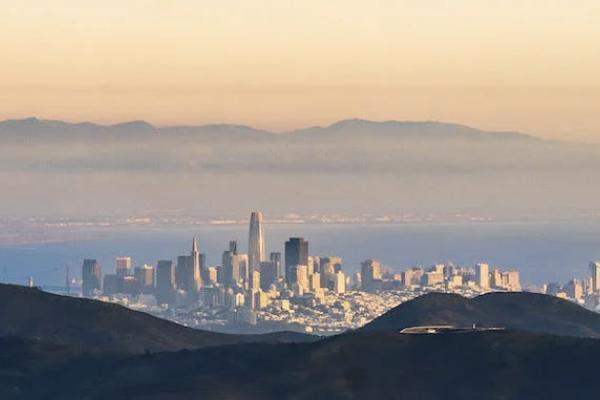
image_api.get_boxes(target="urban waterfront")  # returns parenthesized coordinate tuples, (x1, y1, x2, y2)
(4, 214, 600, 335)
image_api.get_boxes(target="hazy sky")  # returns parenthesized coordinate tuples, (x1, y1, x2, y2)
(1, 0, 599, 140)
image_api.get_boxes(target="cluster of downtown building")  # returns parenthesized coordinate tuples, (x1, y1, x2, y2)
(81, 212, 523, 334)
(542, 261, 600, 309)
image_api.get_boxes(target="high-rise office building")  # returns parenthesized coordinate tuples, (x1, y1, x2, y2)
(490, 269, 503, 288)
(422, 271, 444, 287)
(290, 264, 309, 292)
(206, 267, 218, 285)
(565, 279, 584, 300)
(121, 275, 139, 295)
(476, 263, 490, 290)
(270, 252, 282, 277)
(135, 264, 155, 294)
(248, 211, 266, 274)
(307, 256, 315, 276)
(103, 274, 120, 295)
(361, 259, 382, 292)
(320, 256, 343, 289)
(259, 260, 279, 290)
(156, 260, 176, 305)
(590, 261, 600, 293)
(115, 256, 132, 278)
(239, 254, 249, 283)
(222, 249, 243, 287)
(176, 238, 202, 293)
(502, 271, 521, 291)
(334, 271, 346, 294)
(192, 237, 202, 288)
(176, 255, 191, 288)
(310, 271, 321, 292)
(199, 252, 207, 281)
(250, 270, 261, 291)
(221, 250, 234, 286)
(82, 259, 102, 297)
(229, 240, 238, 254)
(402, 269, 415, 288)
(285, 237, 309, 284)
(320, 256, 343, 273)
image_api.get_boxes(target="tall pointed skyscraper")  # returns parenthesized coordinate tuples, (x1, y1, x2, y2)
(177, 236, 202, 293)
(248, 211, 266, 274)
(191, 236, 202, 289)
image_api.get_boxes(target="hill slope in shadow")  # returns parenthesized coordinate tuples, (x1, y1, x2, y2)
(0, 284, 317, 353)
(361, 291, 600, 338)
(3, 330, 600, 400)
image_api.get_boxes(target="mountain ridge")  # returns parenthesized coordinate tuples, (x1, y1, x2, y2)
(0, 116, 542, 142)
(2, 116, 599, 219)
(0, 283, 318, 354)
(361, 291, 600, 338)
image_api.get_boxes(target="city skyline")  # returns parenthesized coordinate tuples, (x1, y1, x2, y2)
(67, 211, 599, 336)
(2, 2, 598, 398)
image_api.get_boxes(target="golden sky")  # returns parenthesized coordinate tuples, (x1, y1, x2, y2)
(1, 0, 599, 140)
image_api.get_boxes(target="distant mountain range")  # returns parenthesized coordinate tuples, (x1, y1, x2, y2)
(0, 116, 538, 140)
(1, 117, 599, 218)
(3, 285, 600, 399)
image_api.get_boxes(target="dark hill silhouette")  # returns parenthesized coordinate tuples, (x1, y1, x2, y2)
(0, 284, 317, 353)
(4, 330, 600, 399)
(3, 287, 600, 398)
(361, 291, 600, 338)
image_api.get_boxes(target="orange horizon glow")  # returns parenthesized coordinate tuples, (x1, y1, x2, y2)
(1, 0, 599, 140)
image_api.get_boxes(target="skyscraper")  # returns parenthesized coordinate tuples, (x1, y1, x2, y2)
(288, 264, 309, 291)
(199, 252, 208, 282)
(270, 252, 283, 277)
(250, 270, 261, 291)
(361, 259, 382, 292)
(103, 274, 120, 295)
(259, 260, 279, 290)
(565, 279, 584, 300)
(334, 271, 346, 294)
(115, 256, 132, 278)
(176, 255, 191, 289)
(135, 264, 155, 294)
(285, 237, 309, 284)
(476, 263, 490, 290)
(156, 260, 176, 305)
(590, 261, 600, 293)
(192, 236, 201, 278)
(248, 211, 266, 274)
(176, 237, 202, 293)
(222, 249, 242, 287)
(82, 259, 102, 297)
(320, 256, 343, 289)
